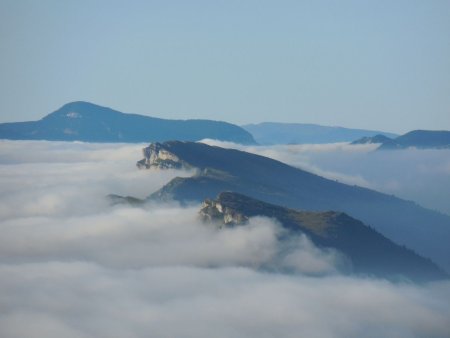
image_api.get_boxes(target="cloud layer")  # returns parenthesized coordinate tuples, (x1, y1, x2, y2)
(1, 140, 449, 338)
(1, 263, 449, 338)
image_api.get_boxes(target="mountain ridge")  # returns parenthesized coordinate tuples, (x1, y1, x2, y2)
(199, 192, 446, 281)
(352, 130, 450, 149)
(138, 141, 450, 272)
(0, 101, 256, 144)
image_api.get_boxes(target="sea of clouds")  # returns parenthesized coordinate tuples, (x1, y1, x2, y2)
(0, 140, 449, 338)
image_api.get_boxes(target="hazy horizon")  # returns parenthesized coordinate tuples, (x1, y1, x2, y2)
(0, 99, 447, 135)
(1, 1, 450, 133)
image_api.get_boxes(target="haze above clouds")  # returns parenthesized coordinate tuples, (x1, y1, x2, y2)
(1, 1, 450, 132)
(201, 139, 450, 215)
(1, 140, 449, 337)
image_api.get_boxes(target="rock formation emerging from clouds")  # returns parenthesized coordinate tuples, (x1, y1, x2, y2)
(199, 192, 446, 281)
(138, 141, 450, 273)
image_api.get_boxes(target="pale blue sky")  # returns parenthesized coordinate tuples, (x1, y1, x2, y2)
(1, 0, 449, 133)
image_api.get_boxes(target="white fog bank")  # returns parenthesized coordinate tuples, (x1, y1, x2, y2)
(0, 140, 449, 338)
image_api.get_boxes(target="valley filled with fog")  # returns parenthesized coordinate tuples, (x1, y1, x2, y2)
(0, 140, 449, 338)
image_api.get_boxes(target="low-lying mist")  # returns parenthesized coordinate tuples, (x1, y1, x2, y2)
(1, 140, 449, 338)
(201, 139, 450, 215)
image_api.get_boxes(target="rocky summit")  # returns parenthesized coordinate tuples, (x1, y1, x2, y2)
(200, 196, 249, 226)
(137, 142, 189, 170)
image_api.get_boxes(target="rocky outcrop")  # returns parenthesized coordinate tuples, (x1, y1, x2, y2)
(137, 143, 190, 170)
(200, 197, 248, 226)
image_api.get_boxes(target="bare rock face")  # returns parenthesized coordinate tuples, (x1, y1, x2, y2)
(199, 198, 249, 226)
(137, 143, 188, 170)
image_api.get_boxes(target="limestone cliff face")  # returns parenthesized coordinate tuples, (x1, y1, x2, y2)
(137, 143, 188, 170)
(199, 198, 249, 226)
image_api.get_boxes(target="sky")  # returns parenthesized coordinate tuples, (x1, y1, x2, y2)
(0, 140, 449, 337)
(0, 0, 449, 133)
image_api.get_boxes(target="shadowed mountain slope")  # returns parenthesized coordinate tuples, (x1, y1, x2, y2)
(199, 192, 446, 281)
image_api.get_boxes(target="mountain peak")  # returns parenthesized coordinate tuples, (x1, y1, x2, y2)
(1, 103, 256, 144)
(44, 101, 123, 120)
(59, 100, 101, 110)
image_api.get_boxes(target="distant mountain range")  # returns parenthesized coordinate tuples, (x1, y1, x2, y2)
(243, 122, 398, 145)
(352, 130, 450, 150)
(0, 101, 256, 144)
(200, 192, 445, 281)
(137, 141, 450, 274)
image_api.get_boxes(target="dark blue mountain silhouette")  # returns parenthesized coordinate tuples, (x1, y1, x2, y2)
(0, 101, 256, 144)
(352, 130, 450, 149)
